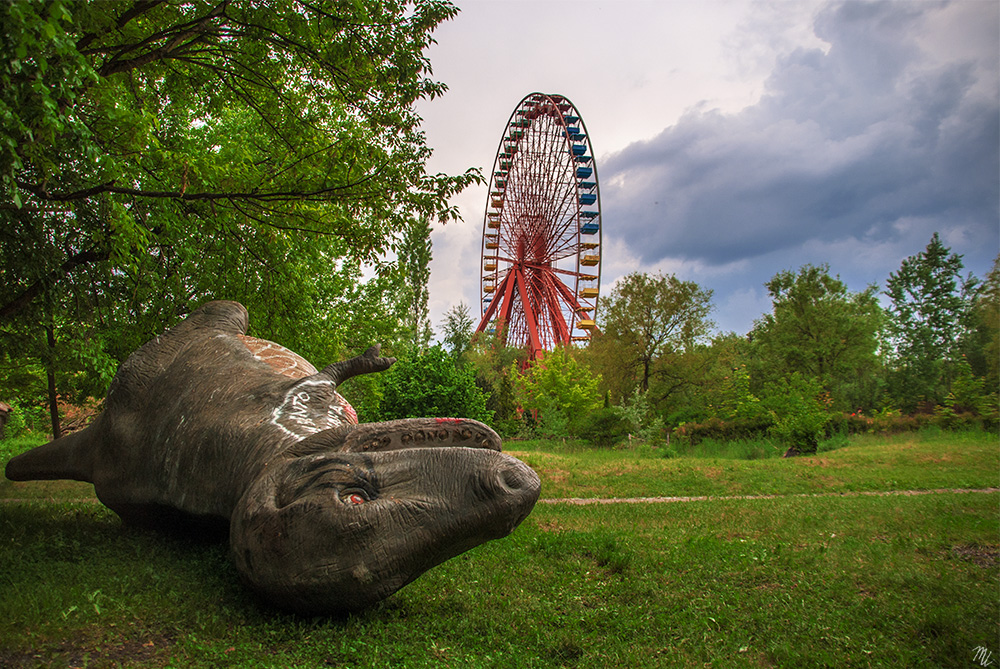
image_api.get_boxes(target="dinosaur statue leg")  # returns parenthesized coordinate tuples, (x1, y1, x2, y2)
(5, 417, 101, 482)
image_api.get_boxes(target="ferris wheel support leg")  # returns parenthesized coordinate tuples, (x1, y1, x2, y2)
(493, 273, 520, 343)
(538, 271, 571, 345)
(551, 274, 594, 320)
(476, 272, 510, 333)
(514, 267, 544, 360)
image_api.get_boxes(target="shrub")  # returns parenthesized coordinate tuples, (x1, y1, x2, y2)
(672, 415, 772, 445)
(866, 411, 933, 435)
(618, 389, 666, 445)
(1, 397, 49, 440)
(764, 374, 833, 455)
(514, 346, 602, 439)
(827, 412, 875, 436)
(375, 346, 492, 423)
(576, 406, 630, 448)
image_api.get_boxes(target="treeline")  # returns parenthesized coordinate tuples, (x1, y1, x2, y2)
(4, 228, 996, 454)
(358, 233, 998, 455)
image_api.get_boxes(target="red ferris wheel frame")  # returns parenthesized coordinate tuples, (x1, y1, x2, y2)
(475, 93, 602, 361)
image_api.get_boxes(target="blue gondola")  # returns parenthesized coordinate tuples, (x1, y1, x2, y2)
(579, 193, 597, 205)
(578, 181, 597, 190)
(572, 144, 587, 156)
(581, 222, 600, 234)
(580, 210, 599, 219)
(564, 115, 579, 124)
(576, 167, 593, 179)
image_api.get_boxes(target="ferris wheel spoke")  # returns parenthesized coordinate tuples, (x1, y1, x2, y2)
(513, 266, 544, 357)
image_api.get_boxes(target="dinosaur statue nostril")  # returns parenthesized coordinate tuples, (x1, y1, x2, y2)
(493, 458, 540, 497)
(500, 464, 527, 490)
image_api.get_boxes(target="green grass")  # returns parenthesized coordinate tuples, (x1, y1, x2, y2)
(0, 434, 49, 464)
(508, 429, 998, 500)
(1, 430, 997, 667)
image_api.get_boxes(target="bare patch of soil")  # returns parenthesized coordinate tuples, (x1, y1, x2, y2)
(947, 543, 999, 568)
(535, 518, 566, 533)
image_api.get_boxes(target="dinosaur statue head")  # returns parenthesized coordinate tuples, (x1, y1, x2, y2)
(231, 420, 539, 614)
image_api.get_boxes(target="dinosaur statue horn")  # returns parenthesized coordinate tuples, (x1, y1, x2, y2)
(318, 345, 396, 387)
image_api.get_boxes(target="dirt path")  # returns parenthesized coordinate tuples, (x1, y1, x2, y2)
(540, 487, 1000, 505)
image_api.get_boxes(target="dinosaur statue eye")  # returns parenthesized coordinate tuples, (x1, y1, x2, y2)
(341, 490, 368, 505)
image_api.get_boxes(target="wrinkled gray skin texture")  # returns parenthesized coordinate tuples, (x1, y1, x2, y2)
(5, 301, 540, 614)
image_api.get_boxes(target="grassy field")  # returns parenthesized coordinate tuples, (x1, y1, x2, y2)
(1, 430, 997, 668)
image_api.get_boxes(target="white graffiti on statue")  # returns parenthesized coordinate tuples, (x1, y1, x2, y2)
(270, 379, 358, 440)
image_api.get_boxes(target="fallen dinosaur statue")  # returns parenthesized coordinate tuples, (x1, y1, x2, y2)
(6, 301, 540, 614)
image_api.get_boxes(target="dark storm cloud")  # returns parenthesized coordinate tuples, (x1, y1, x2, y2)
(601, 0, 999, 269)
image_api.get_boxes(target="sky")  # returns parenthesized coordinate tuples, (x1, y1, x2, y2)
(414, 0, 999, 337)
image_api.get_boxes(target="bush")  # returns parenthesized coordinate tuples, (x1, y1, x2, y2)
(672, 415, 772, 445)
(375, 346, 492, 424)
(618, 389, 666, 445)
(576, 406, 630, 448)
(827, 412, 875, 436)
(514, 346, 602, 439)
(1, 397, 49, 440)
(866, 411, 931, 435)
(764, 374, 833, 455)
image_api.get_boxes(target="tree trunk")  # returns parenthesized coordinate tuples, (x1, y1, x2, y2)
(46, 324, 61, 440)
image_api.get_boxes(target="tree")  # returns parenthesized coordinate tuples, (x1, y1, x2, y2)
(764, 373, 833, 456)
(884, 233, 979, 410)
(0, 1, 477, 426)
(591, 271, 714, 403)
(465, 325, 525, 437)
(666, 331, 756, 425)
(966, 254, 1000, 392)
(2, 1, 475, 320)
(514, 346, 602, 438)
(440, 301, 474, 363)
(396, 216, 433, 349)
(750, 264, 883, 412)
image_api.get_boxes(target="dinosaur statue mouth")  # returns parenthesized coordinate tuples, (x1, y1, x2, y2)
(280, 417, 504, 458)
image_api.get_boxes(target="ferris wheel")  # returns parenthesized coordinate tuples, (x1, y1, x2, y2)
(475, 92, 602, 361)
